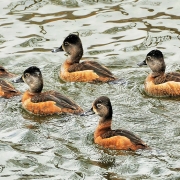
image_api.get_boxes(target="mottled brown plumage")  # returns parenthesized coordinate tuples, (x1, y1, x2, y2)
(0, 66, 16, 78)
(14, 66, 83, 115)
(0, 66, 20, 98)
(52, 33, 117, 83)
(138, 49, 180, 97)
(0, 79, 20, 98)
(84, 96, 149, 151)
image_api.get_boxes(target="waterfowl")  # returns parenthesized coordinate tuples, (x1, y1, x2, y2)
(0, 66, 20, 98)
(0, 79, 21, 98)
(13, 66, 83, 115)
(52, 33, 117, 83)
(0, 66, 15, 78)
(82, 96, 149, 151)
(138, 49, 180, 97)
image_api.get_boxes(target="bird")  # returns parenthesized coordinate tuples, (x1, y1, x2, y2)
(0, 66, 20, 98)
(138, 49, 180, 97)
(13, 66, 83, 115)
(82, 96, 149, 151)
(0, 66, 16, 78)
(52, 33, 118, 83)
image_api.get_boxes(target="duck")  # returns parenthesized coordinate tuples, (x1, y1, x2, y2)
(52, 33, 117, 83)
(82, 96, 149, 151)
(138, 49, 180, 97)
(0, 66, 16, 78)
(13, 66, 83, 115)
(0, 66, 20, 98)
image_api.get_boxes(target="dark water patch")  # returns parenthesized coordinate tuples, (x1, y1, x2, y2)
(14, 37, 48, 48)
(102, 23, 136, 34)
(0, 23, 14, 27)
(121, 33, 173, 52)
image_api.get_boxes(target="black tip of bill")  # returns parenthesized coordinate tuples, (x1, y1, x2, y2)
(137, 60, 147, 67)
(51, 46, 63, 53)
(12, 76, 24, 83)
(80, 108, 95, 116)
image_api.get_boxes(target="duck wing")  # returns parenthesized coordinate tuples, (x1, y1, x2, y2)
(165, 72, 180, 82)
(101, 129, 146, 146)
(31, 91, 78, 110)
(68, 61, 115, 79)
(0, 79, 19, 93)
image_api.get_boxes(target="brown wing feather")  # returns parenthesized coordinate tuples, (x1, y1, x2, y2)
(68, 61, 115, 79)
(31, 91, 78, 110)
(0, 79, 19, 93)
(101, 129, 146, 146)
(165, 72, 180, 82)
(153, 72, 180, 85)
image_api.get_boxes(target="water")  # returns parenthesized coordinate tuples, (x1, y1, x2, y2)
(0, 0, 180, 179)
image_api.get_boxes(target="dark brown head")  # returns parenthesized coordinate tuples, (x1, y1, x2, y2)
(83, 96, 113, 123)
(52, 33, 83, 63)
(138, 49, 166, 73)
(13, 66, 43, 93)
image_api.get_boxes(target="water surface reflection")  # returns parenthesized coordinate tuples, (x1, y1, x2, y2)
(0, 0, 180, 179)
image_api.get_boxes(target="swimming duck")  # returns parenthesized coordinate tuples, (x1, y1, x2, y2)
(0, 66, 16, 78)
(13, 66, 83, 115)
(82, 96, 149, 151)
(0, 66, 20, 98)
(52, 33, 117, 83)
(0, 79, 21, 98)
(138, 49, 180, 97)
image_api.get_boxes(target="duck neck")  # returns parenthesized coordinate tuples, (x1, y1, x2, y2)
(29, 79, 43, 93)
(94, 119, 112, 139)
(66, 44, 83, 64)
(151, 71, 165, 78)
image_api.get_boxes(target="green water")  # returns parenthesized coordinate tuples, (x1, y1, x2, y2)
(0, 0, 180, 179)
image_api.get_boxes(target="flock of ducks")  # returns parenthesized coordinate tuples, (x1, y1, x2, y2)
(1, 33, 180, 151)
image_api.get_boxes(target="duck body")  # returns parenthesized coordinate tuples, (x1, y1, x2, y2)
(144, 73, 180, 97)
(0, 66, 16, 78)
(0, 79, 21, 98)
(52, 33, 117, 83)
(60, 60, 116, 83)
(0, 66, 20, 98)
(94, 121, 147, 151)
(14, 66, 83, 115)
(21, 90, 83, 115)
(138, 49, 180, 97)
(83, 96, 149, 151)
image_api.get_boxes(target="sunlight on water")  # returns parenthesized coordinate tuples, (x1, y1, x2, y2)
(0, 0, 180, 179)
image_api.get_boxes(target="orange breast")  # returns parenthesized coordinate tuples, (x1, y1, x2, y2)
(94, 122, 145, 151)
(21, 91, 82, 115)
(22, 91, 63, 115)
(94, 135, 143, 151)
(145, 74, 180, 97)
(60, 62, 114, 83)
(0, 87, 20, 99)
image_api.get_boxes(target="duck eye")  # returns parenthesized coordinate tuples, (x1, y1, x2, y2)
(25, 73, 30, 77)
(97, 103, 102, 108)
(147, 56, 151, 61)
(64, 42, 69, 46)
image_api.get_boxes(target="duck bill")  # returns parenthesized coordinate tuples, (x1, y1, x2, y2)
(12, 76, 24, 83)
(51, 45, 64, 53)
(137, 60, 147, 67)
(80, 108, 95, 116)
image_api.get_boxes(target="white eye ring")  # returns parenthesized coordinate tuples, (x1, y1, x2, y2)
(147, 56, 151, 60)
(64, 42, 69, 46)
(25, 73, 30, 77)
(97, 103, 102, 108)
